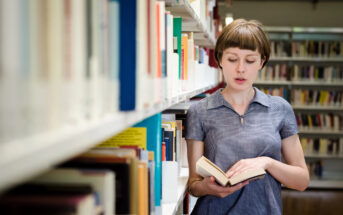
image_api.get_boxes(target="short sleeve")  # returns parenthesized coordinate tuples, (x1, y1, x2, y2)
(185, 104, 205, 141)
(280, 100, 298, 139)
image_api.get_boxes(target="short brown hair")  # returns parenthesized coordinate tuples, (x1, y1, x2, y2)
(214, 19, 270, 69)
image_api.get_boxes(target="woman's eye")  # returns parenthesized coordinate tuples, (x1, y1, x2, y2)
(228, 58, 237, 62)
(246, 60, 256, 64)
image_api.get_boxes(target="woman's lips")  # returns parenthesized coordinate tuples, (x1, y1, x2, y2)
(235, 78, 246, 84)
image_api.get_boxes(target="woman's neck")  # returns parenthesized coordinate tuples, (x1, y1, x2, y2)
(221, 87, 255, 115)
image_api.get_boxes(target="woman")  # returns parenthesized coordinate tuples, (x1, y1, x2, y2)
(186, 19, 309, 215)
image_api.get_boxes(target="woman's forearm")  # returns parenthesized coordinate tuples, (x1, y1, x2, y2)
(266, 157, 309, 191)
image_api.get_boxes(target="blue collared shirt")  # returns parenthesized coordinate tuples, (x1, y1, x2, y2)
(186, 87, 298, 215)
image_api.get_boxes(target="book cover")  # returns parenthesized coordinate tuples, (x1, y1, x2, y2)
(109, 0, 120, 113)
(98, 127, 147, 149)
(173, 17, 182, 80)
(196, 156, 266, 187)
(0, 183, 96, 215)
(134, 113, 162, 207)
(119, 0, 136, 111)
(62, 157, 132, 214)
(31, 168, 115, 215)
(138, 161, 149, 215)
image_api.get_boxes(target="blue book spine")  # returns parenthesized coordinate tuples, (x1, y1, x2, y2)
(134, 113, 162, 206)
(119, 0, 136, 111)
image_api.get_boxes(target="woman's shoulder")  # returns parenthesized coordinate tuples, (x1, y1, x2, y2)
(267, 94, 293, 112)
(188, 91, 220, 113)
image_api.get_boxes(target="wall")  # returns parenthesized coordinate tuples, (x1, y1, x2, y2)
(218, 1, 343, 27)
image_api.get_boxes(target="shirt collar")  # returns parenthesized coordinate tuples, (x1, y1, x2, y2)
(206, 87, 270, 110)
(252, 87, 270, 107)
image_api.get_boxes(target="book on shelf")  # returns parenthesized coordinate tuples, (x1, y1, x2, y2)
(31, 168, 115, 215)
(134, 113, 162, 207)
(0, 183, 97, 215)
(61, 154, 135, 215)
(301, 137, 343, 156)
(196, 156, 266, 187)
(98, 127, 147, 149)
(118, 0, 136, 111)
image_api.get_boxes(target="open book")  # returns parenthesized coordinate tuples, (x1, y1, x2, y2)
(196, 156, 266, 187)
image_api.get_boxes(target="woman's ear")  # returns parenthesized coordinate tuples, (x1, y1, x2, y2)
(260, 56, 266, 69)
(217, 61, 222, 69)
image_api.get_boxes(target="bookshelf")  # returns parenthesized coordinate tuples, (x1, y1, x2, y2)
(0, 0, 220, 214)
(309, 180, 343, 189)
(166, 0, 216, 48)
(162, 168, 189, 215)
(0, 84, 216, 193)
(256, 26, 343, 189)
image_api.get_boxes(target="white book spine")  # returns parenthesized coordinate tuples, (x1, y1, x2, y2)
(70, 0, 87, 123)
(136, 0, 149, 110)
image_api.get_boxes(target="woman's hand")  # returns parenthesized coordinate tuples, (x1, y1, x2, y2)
(226, 157, 271, 178)
(191, 176, 249, 198)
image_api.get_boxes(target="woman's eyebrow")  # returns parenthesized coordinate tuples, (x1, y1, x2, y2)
(223, 52, 259, 57)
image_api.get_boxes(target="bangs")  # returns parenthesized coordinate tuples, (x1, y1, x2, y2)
(214, 19, 270, 69)
(224, 26, 263, 53)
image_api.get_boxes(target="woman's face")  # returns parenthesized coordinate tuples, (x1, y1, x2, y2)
(220, 47, 264, 92)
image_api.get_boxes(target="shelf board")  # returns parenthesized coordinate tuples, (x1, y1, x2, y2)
(269, 56, 343, 62)
(254, 80, 289, 86)
(298, 129, 343, 137)
(265, 26, 343, 34)
(305, 153, 343, 159)
(293, 105, 343, 112)
(162, 168, 189, 215)
(0, 85, 215, 193)
(309, 179, 343, 189)
(254, 80, 343, 87)
(166, 0, 215, 48)
(290, 81, 343, 87)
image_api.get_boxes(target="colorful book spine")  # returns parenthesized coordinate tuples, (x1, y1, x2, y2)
(119, 0, 136, 111)
(134, 113, 162, 206)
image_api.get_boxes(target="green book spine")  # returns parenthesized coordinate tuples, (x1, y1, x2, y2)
(173, 17, 182, 79)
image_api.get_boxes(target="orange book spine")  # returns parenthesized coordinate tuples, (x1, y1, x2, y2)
(162, 142, 166, 161)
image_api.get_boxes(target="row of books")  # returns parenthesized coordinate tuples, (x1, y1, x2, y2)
(270, 40, 343, 58)
(0, 172, 112, 215)
(292, 89, 343, 107)
(307, 160, 324, 179)
(0, 147, 152, 215)
(0, 111, 189, 214)
(258, 87, 289, 101)
(301, 137, 343, 156)
(295, 113, 342, 131)
(0, 0, 220, 144)
(259, 87, 343, 107)
(99, 112, 188, 208)
(258, 63, 343, 82)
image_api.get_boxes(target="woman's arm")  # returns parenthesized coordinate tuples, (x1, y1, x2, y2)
(226, 134, 309, 191)
(187, 139, 248, 198)
(269, 134, 310, 191)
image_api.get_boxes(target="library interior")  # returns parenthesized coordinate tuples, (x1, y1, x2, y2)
(0, 0, 342, 214)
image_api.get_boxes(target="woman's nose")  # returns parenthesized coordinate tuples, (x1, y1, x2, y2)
(236, 60, 245, 73)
